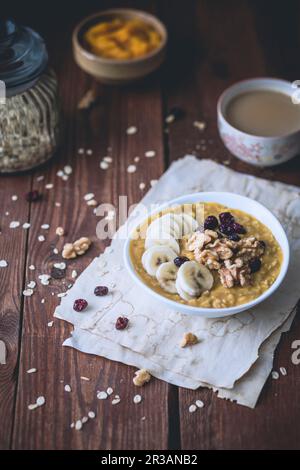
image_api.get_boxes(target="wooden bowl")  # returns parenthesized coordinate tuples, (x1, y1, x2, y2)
(72, 8, 167, 84)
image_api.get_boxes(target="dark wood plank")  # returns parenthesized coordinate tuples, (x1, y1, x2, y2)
(11, 9, 171, 449)
(161, 0, 300, 450)
(0, 174, 31, 449)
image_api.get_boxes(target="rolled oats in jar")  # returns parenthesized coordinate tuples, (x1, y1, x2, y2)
(0, 19, 60, 173)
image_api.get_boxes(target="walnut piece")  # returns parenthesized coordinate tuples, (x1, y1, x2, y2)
(219, 260, 251, 288)
(56, 226, 65, 236)
(180, 332, 198, 348)
(187, 229, 218, 251)
(62, 237, 91, 259)
(133, 369, 151, 387)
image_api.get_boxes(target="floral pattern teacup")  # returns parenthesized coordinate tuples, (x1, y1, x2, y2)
(217, 78, 300, 167)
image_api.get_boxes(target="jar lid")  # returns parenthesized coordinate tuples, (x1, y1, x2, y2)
(0, 19, 48, 90)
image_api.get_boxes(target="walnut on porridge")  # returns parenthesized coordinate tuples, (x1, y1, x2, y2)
(187, 226, 266, 288)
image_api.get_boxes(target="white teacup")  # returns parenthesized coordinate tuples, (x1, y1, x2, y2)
(217, 78, 300, 167)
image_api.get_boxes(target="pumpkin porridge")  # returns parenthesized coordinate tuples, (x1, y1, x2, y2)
(129, 202, 283, 308)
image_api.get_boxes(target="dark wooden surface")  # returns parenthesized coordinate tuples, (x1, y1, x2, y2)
(1, 0, 300, 450)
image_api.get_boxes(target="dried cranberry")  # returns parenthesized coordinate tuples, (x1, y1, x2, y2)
(204, 215, 218, 230)
(174, 256, 189, 267)
(51, 266, 66, 279)
(25, 190, 42, 202)
(73, 299, 88, 312)
(228, 233, 240, 241)
(249, 258, 262, 273)
(232, 222, 246, 234)
(94, 285, 108, 296)
(219, 212, 234, 225)
(115, 316, 129, 330)
(219, 224, 234, 236)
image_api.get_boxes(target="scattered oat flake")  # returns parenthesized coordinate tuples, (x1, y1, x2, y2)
(75, 420, 82, 431)
(193, 120, 206, 131)
(36, 396, 45, 406)
(29, 264, 35, 270)
(150, 180, 158, 187)
(54, 262, 66, 270)
(41, 298, 45, 304)
(10, 221, 20, 228)
(134, 156, 140, 162)
(64, 165, 72, 175)
(107, 387, 113, 395)
(195, 400, 204, 408)
(38, 235, 45, 242)
(272, 371, 279, 380)
(97, 391, 108, 400)
(0, 260, 8, 268)
(127, 164, 136, 173)
(126, 126, 137, 135)
(55, 202, 61, 207)
(23, 223, 31, 229)
(103, 156, 113, 163)
(84, 193, 95, 201)
(100, 161, 109, 170)
(53, 248, 59, 254)
(82, 416, 89, 423)
(88, 411, 96, 419)
(280, 367, 287, 376)
(87, 199, 98, 207)
(72, 270, 78, 279)
(57, 170, 64, 177)
(23, 288, 34, 297)
(70, 422, 75, 428)
(36, 175, 44, 181)
(86, 149, 93, 155)
(139, 182, 146, 190)
(133, 394, 142, 404)
(112, 397, 121, 405)
(78, 148, 84, 154)
(47, 321, 53, 327)
(38, 274, 51, 285)
(27, 368, 37, 374)
(11, 195, 18, 201)
(57, 292, 66, 298)
(64, 384, 72, 392)
(41, 224, 50, 230)
(28, 403, 38, 410)
(45, 183, 54, 189)
(145, 150, 156, 158)
(189, 404, 197, 413)
(80, 376, 90, 381)
(27, 281, 36, 289)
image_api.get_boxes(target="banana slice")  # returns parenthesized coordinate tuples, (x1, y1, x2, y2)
(146, 213, 182, 240)
(177, 260, 213, 297)
(145, 234, 180, 254)
(142, 245, 178, 276)
(173, 213, 198, 236)
(156, 261, 178, 293)
(175, 278, 194, 301)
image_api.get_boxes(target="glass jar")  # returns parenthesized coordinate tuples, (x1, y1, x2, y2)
(0, 19, 60, 173)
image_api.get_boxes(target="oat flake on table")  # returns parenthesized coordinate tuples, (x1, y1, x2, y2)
(55, 157, 300, 408)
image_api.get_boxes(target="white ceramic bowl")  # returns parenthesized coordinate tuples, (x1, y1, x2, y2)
(217, 78, 300, 167)
(124, 191, 289, 318)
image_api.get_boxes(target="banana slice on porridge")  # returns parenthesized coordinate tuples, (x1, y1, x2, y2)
(142, 245, 178, 276)
(145, 234, 180, 254)
(176, 260, 213, 298)
(146, 213, 182, 240)
(156, 261, 178, 293)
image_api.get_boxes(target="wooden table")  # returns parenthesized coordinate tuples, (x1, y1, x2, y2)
(1, 0, 300, 450)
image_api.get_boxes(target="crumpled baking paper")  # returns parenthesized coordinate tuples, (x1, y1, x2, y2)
(55, 157, 300, 407)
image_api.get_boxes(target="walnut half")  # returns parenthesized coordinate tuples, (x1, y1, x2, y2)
(62, 237, 92, 259)
(133, 369, 151, 387)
